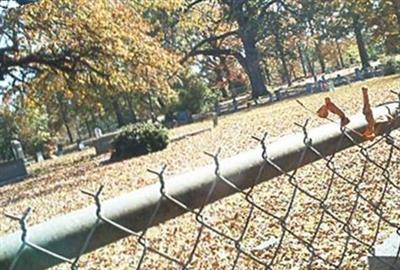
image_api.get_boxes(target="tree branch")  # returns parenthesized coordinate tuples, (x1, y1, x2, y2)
(185, 0, 205, 12)
(180, 30, 238, 63)
(185, 48, 246, 68)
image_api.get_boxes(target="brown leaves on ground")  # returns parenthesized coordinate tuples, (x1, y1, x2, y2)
(1, 76, 400, 269)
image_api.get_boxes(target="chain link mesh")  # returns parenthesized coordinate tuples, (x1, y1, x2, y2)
(1, 1, 400, 269)
(4, 114, 400, 269)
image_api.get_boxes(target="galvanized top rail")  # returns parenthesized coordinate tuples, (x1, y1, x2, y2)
(0, 103, 399, 270)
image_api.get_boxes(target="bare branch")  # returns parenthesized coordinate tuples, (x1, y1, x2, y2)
(180, 30, 238, 63)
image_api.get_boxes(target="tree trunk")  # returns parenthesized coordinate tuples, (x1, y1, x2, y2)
(297, 43, 308, 78)
(305, 48, 317, 82)
(290, 64, 298, 81)
(219, 57, 231, 98)
(85, 119, 92, 138)
(391, 0, 400, 27)
(148, 92, 157, 123)
(335, 38, 345, 68)
(64, 121, 73, 144)
(308, 19, 326, 74)
(274, 32, 291, 86)
(353, 15, 370, 69)
(76, 125, 82, 141)
(56, 94, 74, 144)
(240, 34, 268, 98)
(90, 111, 98, 130)
(314, 39, 326, 73)
(112, 99, 125, 127)
(124, 93, 137, 123)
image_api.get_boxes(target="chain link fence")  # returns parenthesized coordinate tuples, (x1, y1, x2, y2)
(0, 103, 400, 269)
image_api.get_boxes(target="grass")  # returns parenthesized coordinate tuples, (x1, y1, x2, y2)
(1, 75, 400, 269)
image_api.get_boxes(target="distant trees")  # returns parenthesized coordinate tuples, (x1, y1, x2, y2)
(1, 0, 180, 143)
(181, 0, 292, 98)
(0, 0, 400, 153)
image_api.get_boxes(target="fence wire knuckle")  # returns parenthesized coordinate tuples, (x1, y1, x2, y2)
(2, 103, 400, 270)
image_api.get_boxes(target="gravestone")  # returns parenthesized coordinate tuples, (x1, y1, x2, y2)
(94, 127, 103, 139)
(11, 140, 25, 160)
(78, 141, 87, 151)
(214, 101, 221, 115)
(363, 67, 374, 79)
(36, 151, 44, 162)
(305, 83, 314, 94)
(368, 232, 400, 269)
(176, 111, 191, 125)
(56, 144, 64, 156)
(355, 68, 363, 81)
(212, 112, 218, 128)
(0, 140, 28, 186)
(0, 159, 28, 185)
(328, 81, 335, 92)
(274, 89, 282, 101)
(94, 133, 117, 155)
(319, 76, 328, 92)
(232, 97, 238, 111)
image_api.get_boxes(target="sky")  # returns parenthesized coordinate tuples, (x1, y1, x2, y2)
(0, 1, 20, 103)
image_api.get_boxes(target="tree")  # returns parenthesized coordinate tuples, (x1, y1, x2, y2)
(179, 0, 295, 98)
(366, 0, 400, 54)
(0, 105, 18, 161)
(1, 0, 182, 136)
(329, 0, 374, 69)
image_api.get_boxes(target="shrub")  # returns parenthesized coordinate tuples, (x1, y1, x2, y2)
(383, 58, 400, 75)
(174, 74, 220, 115)
(111, 122, 169, 161)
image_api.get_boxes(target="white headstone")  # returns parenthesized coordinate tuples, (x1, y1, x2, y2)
(328, 81, 335, 92)
(11, 140, 25, 160)
(36, 151, 44, 162)
(94, 127, 103, 138)
(78, 142, 86, 151)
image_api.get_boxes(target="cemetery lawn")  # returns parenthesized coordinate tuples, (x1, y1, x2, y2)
(1, 75, 400, 269)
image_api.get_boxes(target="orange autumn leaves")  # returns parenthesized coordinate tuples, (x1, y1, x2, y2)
(317, 87, 378, 141)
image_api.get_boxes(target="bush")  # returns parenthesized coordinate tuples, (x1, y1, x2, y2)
(111, 122, 169, 161)
(383, 58, 400, 75)
(174, 74, 220, 115)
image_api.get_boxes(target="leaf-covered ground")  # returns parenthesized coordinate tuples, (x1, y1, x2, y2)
(1, 75, 400, 269)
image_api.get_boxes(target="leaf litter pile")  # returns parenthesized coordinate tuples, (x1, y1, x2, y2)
(1, 76, 400, 269)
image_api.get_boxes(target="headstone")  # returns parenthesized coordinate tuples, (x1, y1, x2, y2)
(368, 232, 400, 270)
(253, 97, 259, 105)
(56, 144, 64, 156)
(176, 111, 190, 124)
(36, 151, 44, 162)
(212, 112, 218, 128)
(374, 66, 383, 77)
(320, 76, 328, 91)
(232, 97, 238, 111)
(328, 81, 335, 92)
(274, 89, 282, 101)
(0, 159, 27, 185)
(306, 83, 314, 94)
(355, 68, 363, 81)
(94, 127, 103, 138)
(78, 141, 86, 151)
(214, 101, 221, 114)
(11, 140, 25, 160)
